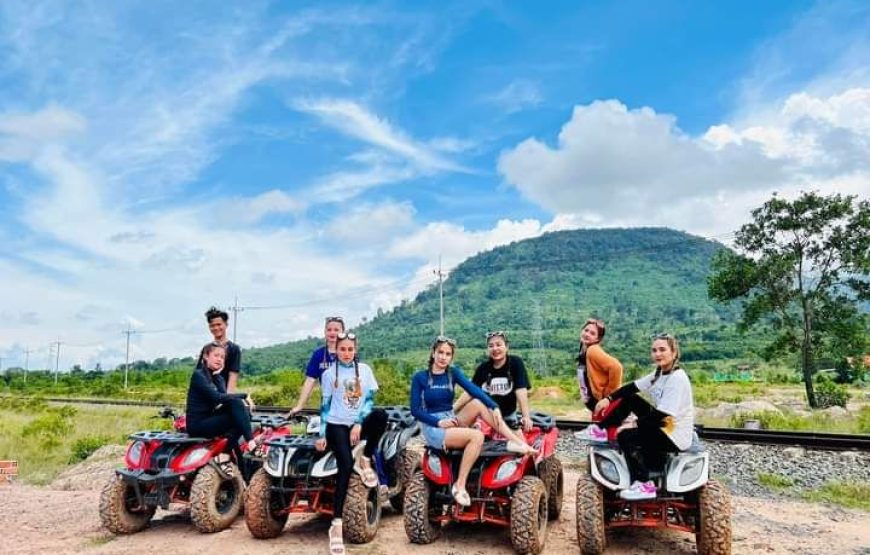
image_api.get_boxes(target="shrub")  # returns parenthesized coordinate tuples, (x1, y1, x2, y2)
(21, 407, 77, 448)
(814, 374, 849, 408)
(69, 436, 110, 463)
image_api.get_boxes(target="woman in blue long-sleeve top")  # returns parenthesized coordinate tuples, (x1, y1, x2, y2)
(410, 336, 537, 507)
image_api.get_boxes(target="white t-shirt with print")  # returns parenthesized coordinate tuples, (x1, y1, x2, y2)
(321, 361, 379, 426)
(634, 368, 694, 450)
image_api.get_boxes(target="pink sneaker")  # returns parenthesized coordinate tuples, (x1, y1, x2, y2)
(573, 424, 607, 442)
(619, 480, 657, 500)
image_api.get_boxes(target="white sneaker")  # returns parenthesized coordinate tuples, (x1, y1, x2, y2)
(619, 480, 657, 500)
(573, 424, 607, 442)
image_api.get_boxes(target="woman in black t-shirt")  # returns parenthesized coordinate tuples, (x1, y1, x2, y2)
(454, 331, 534, 432)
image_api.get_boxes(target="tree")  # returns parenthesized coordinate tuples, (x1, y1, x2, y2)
(708, 191, 869, 407)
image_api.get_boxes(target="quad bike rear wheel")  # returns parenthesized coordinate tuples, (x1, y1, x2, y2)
(537, 456, 564, 520)
(99, 473, 156, 534)
(244, 468, 288, 539)
(510, 476, 549, 555)
(390, 448, 421, 512)
(403, 469, 441, 544)
(575, 471, 606, 555)
(696, 478, 732, 555)
(343, 474, 382, 543)
(190, 463, 245, 533)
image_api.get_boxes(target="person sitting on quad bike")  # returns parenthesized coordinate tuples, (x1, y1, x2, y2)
(573, 318, 623, 442)
(453, 330, 534, 433)
(185, 342, 262, 458)
(289, 315, 345, 415)
(316, 331, 387, 555)
(592, 333, 694, 500)
(410, 336, 536, 508)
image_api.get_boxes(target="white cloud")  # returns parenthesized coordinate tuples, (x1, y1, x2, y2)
(295, 98, 468, 173)
(238, 190, 305, 223)
(485, 79, 543, 114)
(498, 91, 870, 226)
(328, 200, 416, 244)
(0, 104, 86, 162)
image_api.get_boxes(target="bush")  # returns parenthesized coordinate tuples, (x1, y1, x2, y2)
(21, 407, 77, 448)
(69, 435, 110, 463)
(814, 374, 849, 408)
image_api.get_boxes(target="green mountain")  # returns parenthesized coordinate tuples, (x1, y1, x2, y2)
(244, 227, 761, 376)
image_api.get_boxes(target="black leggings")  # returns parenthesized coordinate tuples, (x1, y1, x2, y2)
(326, 409, 388, 518)
(599, 394, 679, 482)
(187, 398, 254, 457)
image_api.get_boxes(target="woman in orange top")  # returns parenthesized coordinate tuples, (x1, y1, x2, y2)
(575, 318, 623, 441)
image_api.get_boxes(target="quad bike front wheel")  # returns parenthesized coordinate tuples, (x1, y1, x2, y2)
(190, 463, 245, 533)
(99, 473, 156, 534)
(390, 448, 422, 512)
(696, 478, 732, 555)
(510, 476, 549, 555)
(403, 469, 441, 544)
(343, 474, 382, 543)
(574, 471, 606, 555)
(244, 468, 288, 539)
(537, 456, 564, 520)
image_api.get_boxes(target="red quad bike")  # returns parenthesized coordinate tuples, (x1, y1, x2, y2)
(99, 408, 289, 535)
(403, 411, 564, 555)
(574, 425, 732, 555)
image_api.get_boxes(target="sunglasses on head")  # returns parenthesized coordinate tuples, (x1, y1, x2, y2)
(651, 333, 674, 340)
(325, 316, 344, 324)
(434, 335, 456, 347)
(486, 330, 507, 341)
(337, 332, 357, 341)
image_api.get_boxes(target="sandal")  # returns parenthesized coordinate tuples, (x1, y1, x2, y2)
(358, 457, 379, 488)
(360, 466, 378, 488)
(506, 440, 538, 456)
(451, 485, 471, 507)
(329, 521, 345, 555)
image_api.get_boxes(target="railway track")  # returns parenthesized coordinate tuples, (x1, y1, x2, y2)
(33, 396, 870, 451)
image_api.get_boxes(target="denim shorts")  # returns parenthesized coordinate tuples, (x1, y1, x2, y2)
(420, 410, 455, 449)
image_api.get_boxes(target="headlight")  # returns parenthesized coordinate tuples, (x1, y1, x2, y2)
(181, 447, 211, 468)
(266, 447, 282, 472)
(679, 458, 705, 486)
(426, 455, 442, 476)
(323, 453, 337, 472)
(594, 454, 620, 483)
(126, 441, 144, 463)
(495, 459, 519, 482)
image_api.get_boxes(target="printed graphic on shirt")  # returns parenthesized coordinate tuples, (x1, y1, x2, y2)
(484, 376, 513, 396)
(342, 377, 362, 410)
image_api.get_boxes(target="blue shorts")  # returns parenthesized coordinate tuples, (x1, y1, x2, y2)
(420, 410, 454, 449)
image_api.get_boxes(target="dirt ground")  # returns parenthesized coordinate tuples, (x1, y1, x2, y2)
(1, 471, 868, 555)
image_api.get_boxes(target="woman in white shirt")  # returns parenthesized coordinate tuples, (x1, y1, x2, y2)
(593, 333, 694, 501)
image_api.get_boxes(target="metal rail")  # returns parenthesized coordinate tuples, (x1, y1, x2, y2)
(26, 396, 870, 451)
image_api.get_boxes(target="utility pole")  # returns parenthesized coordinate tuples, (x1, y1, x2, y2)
(23, 347, 31, 384)
(53, 340, 62, 385)
(122, 327, 134, 390)
(433, 257, 446, 336)
(229, 295, 243, 343)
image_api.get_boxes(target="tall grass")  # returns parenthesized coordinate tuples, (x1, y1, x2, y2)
(0, 398, 160, 484)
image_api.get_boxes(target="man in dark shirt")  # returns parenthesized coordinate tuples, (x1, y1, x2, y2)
(197, 307, 242, 392)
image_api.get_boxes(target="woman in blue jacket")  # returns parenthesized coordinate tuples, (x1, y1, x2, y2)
(410, 336, 536, 507)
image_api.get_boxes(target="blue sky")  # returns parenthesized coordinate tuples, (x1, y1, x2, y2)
(1, 0, 868, 370)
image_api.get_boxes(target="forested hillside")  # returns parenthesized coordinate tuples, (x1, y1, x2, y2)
(244, 227, 764, 376)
